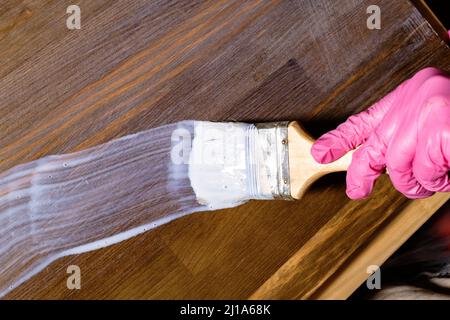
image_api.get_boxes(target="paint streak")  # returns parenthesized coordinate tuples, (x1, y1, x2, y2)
(0, 121, 208, 297)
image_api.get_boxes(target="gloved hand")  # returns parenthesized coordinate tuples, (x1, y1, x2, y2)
(311, 67, 450, 200)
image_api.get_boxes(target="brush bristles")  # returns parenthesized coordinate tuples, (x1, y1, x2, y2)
(177, 121, 292, 210)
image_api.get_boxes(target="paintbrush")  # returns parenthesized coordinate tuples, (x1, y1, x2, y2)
(0, 119, 353, 296)
(174, 121, 354, 210)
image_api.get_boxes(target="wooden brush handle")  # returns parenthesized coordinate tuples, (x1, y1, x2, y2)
(288, 121, 355, 199)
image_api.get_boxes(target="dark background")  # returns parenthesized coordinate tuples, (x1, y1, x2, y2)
(426, 0, 450, 28)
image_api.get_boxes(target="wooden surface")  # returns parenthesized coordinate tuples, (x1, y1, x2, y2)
(1, 0, 450, 299)
(311, 192, 450, 299)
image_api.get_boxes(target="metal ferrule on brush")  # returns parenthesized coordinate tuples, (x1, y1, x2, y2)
(246, 122, 293, 200)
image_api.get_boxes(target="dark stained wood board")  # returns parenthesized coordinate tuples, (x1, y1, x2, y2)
(1, 0, 450, 299)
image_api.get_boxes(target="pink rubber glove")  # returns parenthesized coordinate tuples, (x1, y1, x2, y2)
(311, 67, 450, 200)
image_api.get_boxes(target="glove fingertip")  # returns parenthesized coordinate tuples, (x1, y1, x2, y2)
(346, 185, 371, 200)
(402, 192, 433, 200)
(345, 158, 378, 200)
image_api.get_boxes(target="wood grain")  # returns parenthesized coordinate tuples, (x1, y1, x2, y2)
(1, 0, 450, 299)
(312, 192, 450, 299)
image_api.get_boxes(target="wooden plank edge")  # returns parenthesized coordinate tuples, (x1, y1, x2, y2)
(311, 192, 450, 300)
(411, 0, 449, 44)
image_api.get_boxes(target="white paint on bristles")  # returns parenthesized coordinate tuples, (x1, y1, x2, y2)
(188, 121, 280, 210)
